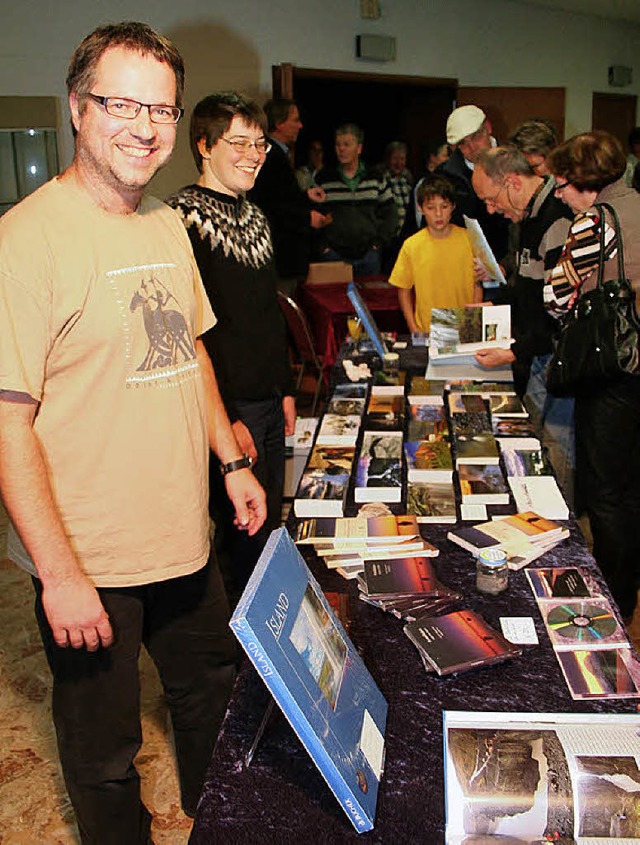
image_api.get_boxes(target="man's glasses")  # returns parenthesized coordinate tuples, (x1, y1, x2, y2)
(219, 136, 272, 155)
(481, 182, 507, 207)
(554, 179, 572, 192)
(87, 94, 184, 124)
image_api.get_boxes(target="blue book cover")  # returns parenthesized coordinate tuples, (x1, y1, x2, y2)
(229, 527, 388, 833)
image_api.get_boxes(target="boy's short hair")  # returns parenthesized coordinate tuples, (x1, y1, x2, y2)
(417, 174, 456, 206)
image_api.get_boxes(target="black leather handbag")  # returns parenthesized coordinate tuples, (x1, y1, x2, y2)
(546, 202, 640, 396)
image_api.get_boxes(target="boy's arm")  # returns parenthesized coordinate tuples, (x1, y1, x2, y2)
(397, 287, 419, 333)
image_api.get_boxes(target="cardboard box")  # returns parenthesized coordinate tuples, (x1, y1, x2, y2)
(306, 261, 353, 285)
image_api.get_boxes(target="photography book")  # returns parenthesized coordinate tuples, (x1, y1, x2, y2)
(457, 463, 510, 505)
(404, 609, 521, 676)
(404, 439, 453, 479)
(407, 376, 445, 405)
(429, 305, 512, 360)
(454, 432, 500, 467)
(358, 556, 448, 601)
(444, 709, 640, 842)
(364, 394, 405, 433)
(508, 475, 569, 521)
(447, 380, 516, 396)
(230, 528, 388, 833)
(488, 393, 528, 418)
(492, 417, 538, 438)
(526, 566, 598, 601)
(294, 445, 355, 518)
(324, 395, 367, 418)
(407, 479, 457, 524)
(354, 456, 402, 503)
(318, 538, 437, 567)
(316, 413, 362, 447)
(295, 514, 420, 546)
(497, 437, 549, 477)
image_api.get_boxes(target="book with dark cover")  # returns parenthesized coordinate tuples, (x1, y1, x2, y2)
(354, 456, 402, 503)
(447, 525, 503, 555)
(294, 445, 354, 518)
(364, 394, 405, 433)
(404, 609, 521, 676)
(359, 557, 446, 599)
(404, 440, 453, 477)
(454, 432, 500, 466)
(526, 567, 594, 601)
(230, 528, 388, 833)
(407, 480, 457, 523)
(457, 463, 510, 504)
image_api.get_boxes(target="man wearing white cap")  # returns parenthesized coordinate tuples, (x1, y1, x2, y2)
(439, 105, 509, 272)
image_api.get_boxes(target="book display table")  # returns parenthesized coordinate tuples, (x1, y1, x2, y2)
(190, 346, 639, 844)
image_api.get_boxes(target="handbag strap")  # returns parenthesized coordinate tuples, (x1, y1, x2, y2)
(595, 201, 626, 288)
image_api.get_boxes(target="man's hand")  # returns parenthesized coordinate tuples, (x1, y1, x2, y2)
(224, 469, 267, 536)
(474, 347, 516, 368)
(42, 573, 113, 651)
(232, 420, 257, 462)
(307, 186, 326, 203)
(283, 395, 296, 437)
(310, 210, 331, 229)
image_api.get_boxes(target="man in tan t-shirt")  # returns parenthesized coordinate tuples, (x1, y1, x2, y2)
(0, 22, 266, 842)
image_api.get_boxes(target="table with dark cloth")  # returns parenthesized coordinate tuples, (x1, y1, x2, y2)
(297, 278, 408, 373)
(190, 346, 640, 845)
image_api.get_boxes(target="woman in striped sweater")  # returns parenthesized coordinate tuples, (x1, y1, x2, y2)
(544, 130, 640, 622)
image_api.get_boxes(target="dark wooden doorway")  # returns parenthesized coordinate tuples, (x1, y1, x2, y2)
(592, 92, 638, 151)
(273, 65, 456, 177)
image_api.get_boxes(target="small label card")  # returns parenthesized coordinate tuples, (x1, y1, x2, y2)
(500, 616, 539, 645)
(460, 503, 488, 521)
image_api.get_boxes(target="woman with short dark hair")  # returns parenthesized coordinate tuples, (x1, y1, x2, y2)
(544, 130, 640, 622)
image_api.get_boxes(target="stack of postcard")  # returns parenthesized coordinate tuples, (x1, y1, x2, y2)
(404, 609, 522, 676)
(526, 565, 640, 699)
(447, 511, 570, 570)
(355, 386, 405, 503)
(357, 557, 460, 621)
(497, 436, 549, 477)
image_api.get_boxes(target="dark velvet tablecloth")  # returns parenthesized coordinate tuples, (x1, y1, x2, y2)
(190, 351, 639, 845)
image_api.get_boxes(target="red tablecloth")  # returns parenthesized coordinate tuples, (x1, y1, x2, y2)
(297, 278, 407, 372)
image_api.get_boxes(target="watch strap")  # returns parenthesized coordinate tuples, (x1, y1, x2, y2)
(220, 454, 253, 476)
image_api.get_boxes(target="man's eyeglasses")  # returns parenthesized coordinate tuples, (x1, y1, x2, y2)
(481, 182, 507, 207)
(219, 136, 272, 155)
(87, 94, 184, 125)
(554, 179, 572, 192)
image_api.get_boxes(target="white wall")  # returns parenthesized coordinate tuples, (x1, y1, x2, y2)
(1, 0, 639, 194)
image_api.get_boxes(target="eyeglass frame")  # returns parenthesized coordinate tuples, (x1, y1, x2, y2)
(219, 136, 272, 155)
(86, 93, 184, 125)
(554, 179, 573, 192)
(480, 181, 508, 208)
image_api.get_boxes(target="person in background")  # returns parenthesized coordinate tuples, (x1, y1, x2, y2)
(509, 118, 559, 177)
(389, 174, 481, 332)
(0, 23, 265, 841)
(403, 140, 450, 237)
(248, 99, 328, 294)
(439, 105, 510, 293)
(378, 140, 413, 272)
(296, 137, 325, 191)
(472, 145, 574, 505)
(624, 126, 640, 187)
(544, 130, 640, 623)
(314, 122, 397, 277)
(168, 92, 295, 606)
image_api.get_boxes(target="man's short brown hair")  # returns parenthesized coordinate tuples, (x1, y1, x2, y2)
(416, 174, 456, 206)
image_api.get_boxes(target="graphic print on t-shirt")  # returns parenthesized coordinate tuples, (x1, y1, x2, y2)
(129, 275, 196, 371)
(106, 262, 199, 389)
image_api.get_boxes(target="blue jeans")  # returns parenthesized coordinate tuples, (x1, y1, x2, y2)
(524, 353, 576, 510)
(320, 246, 381, 278)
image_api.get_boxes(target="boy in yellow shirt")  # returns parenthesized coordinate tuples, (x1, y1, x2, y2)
(389, 174, 482, 331)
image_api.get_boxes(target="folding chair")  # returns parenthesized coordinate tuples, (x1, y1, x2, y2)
(277, 290, 325, 416)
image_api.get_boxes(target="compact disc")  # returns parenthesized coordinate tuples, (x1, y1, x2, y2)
(546, 602, 617, 642)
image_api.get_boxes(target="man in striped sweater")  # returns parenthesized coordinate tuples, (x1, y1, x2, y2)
(314, 123, 397, 277)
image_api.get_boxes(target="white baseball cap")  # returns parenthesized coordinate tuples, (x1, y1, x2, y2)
(446, 105, 486, 145)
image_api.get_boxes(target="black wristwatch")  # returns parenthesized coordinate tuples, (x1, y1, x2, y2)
(220, 454, 253, 476)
